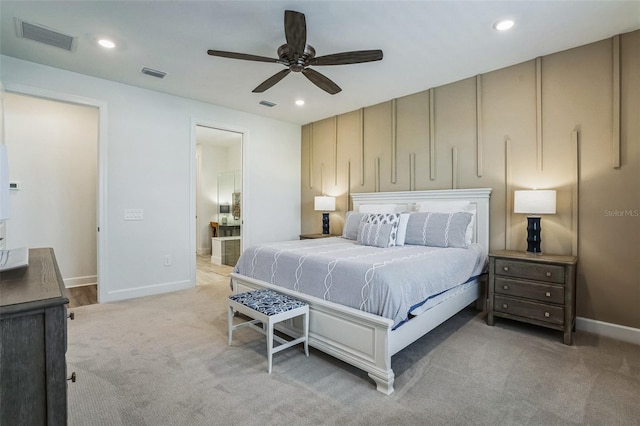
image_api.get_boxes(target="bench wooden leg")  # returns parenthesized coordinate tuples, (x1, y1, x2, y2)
(228, 305, 233, 346)
(267, 319, 274, 374)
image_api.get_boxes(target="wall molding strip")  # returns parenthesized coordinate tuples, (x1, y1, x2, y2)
(347, 161, 352, 211)
(334, 115, 338, 185)
(452, 146, 458, 189)
(320, 162, 325, 195)
(360, 108, 365, 186)
(309, 123, 314, 189)
(429, 88, 436, 180)
(391, 99, 397, 184)
(572, 130, 580, 256)
(374, 157, 380, 192)
(409, 153, 416, 191)
(505, 136, 512, 250)
(536, 57, 543, 171)
(613, 35, 621, 169)
(476, 75, 483, 177)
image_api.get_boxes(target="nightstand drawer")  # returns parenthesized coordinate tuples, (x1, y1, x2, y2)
(494, 277, 564, 304)
(494, 295, 564, 325)
(495, 259, 565, 284)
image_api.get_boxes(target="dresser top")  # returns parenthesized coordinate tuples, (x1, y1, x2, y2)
(490, 250, 577, 265)
(0, 248, 68, 313)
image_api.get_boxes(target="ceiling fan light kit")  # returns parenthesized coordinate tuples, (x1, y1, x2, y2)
(207, 10, 383, 94)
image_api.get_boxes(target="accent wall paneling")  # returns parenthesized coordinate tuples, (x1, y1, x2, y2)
(301, 30, 640, 330)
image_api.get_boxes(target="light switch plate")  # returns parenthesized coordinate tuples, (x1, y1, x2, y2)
(124, 208, 144, 221)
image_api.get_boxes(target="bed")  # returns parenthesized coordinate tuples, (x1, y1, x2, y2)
(230, 188, 491, 394)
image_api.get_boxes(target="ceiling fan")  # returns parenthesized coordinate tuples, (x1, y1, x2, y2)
(207, 10, 383, 95)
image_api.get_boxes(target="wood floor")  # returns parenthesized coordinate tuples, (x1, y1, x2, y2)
(67, 254, 233, 308)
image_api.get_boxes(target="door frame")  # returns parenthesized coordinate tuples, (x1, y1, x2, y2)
(5, 83, 107, 302)
(190, 118, 246, 282)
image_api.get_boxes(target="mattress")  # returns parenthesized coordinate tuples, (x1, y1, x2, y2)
(233, 237, 486, 329)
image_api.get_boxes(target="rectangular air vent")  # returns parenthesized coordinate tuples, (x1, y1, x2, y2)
(141, 67, 167, 79)
(16, 19, 75, 51)
(259, 100, 277, 107)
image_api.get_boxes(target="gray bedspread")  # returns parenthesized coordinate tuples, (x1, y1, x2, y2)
(233, 237, 486, 329)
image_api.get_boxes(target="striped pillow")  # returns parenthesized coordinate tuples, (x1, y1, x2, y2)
(404, 212, 472, 248)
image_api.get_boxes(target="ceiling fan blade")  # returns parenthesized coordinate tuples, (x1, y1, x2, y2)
(302, 68, 341, 95)
(252, 69, 292, 93)
(284, 10, 307, 57)
(207, 50, 280, 64)
(310, 50, 384, 66)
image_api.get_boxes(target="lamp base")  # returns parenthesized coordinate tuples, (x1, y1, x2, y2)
(526, 216, 542, 254)
(322, 212, 330, 235)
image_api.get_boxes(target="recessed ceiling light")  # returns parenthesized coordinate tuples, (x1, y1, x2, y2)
(98, 39, 116, 49)
(494, 19, 515, 32)
(295, 99, 305, 106)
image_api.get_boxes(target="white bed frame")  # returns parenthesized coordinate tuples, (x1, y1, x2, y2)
(230, 188, 492, 395)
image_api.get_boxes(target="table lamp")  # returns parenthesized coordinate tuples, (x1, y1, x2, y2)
(514, 189, 556, 254)
(314, 196, 335, 235)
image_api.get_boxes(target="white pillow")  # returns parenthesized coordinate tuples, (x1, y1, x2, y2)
(358, 204, 407, 214)
(396, 213, 411, 246)
(416, 201, 476, 245)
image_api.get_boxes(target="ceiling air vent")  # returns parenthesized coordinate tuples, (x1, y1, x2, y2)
(259, 100, 277, 108)
(16, 19, 75, 51)
(141, 67, 167, 79)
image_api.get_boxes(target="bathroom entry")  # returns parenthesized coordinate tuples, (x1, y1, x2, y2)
(195, 126, 242, 267)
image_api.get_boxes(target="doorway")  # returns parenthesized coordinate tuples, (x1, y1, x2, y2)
(194, 125, 243, 285)
(3, 91, 100, 302)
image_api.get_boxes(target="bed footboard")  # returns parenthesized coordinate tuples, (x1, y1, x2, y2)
(230, 272, 396, 394)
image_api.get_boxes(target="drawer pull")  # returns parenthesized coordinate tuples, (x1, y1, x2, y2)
(503, 285, 509, 290)
(545, 292, 551, 297)
(503, 266, 509, 272)
(502, 303, 508, 309)
(544, 312, 550, 318)
(68, 312, 75, 320)
(546, 272, 552, 277)
(68, 372, 76, 383)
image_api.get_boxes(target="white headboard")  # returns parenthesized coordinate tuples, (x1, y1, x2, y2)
(351, 188, 492, 252)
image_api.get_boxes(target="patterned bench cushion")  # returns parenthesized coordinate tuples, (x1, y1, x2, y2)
(229, 289, 307, 316)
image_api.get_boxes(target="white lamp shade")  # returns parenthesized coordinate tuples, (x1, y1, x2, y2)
(314, 196, 335, 212)
(0, 144, 9, 220)
(514, 190, 556, 214)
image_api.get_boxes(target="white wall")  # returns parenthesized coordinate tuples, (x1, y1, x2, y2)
(4, 93, 98, 286)
(1, 55, 301, 303)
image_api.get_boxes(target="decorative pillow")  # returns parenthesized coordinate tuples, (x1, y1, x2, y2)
(416, 201, 476, 245)
(357, 222, 396, 248)
(342, 212, 369, 240)
(404, 212, 473, 248)
(358, 204, 407, 214)
(365, 213, 400, 246)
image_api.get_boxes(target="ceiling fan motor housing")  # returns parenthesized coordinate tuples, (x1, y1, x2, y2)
(277, 44, 316, 72)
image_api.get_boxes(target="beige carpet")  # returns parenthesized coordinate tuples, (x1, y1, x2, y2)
(67, 274, 640, 425)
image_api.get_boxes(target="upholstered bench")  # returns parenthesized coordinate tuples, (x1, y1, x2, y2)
(228, 289, 309, 373)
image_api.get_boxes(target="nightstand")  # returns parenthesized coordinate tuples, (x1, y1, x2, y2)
(299, 233, 338, 240)
(487, 250, 578, 345)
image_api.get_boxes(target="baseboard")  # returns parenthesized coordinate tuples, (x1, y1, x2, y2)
(102, 279, 193, 303)
(65, 275, 97, 288)
(577, 316, 640, 346)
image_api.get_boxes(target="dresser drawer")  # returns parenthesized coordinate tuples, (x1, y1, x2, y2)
(494, 295, 564, 325)
(495, 259, 565, 284)
(494, 277, 564, 304)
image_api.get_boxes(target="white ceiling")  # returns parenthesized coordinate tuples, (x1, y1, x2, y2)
(1, 1, 639, 125)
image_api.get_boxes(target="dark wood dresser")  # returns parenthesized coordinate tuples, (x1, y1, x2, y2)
(487, 250, 578, 345)
(0, 248, 70, 425)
